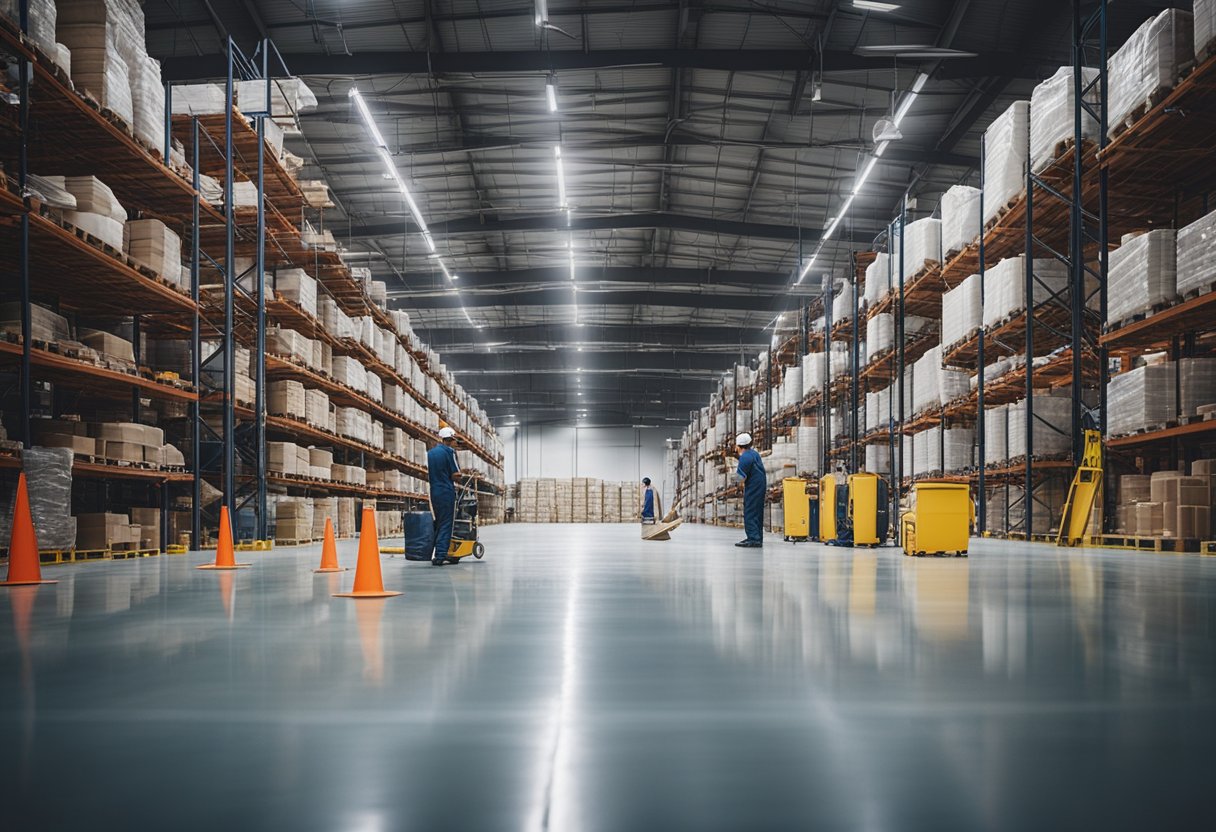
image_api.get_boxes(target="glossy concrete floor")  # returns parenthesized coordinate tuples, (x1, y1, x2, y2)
(2, 523, 1215, 830)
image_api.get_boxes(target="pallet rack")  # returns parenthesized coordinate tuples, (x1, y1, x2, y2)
(0, 15, 504, 555)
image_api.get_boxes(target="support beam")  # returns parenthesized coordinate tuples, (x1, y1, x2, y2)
(386, 266, 792, 291)
(162, 48, 911, 81)
(395, 287, 811, 312)
(351, 212, 876, 243)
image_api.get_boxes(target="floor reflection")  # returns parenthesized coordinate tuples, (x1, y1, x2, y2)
(0, 527, 1213, 829)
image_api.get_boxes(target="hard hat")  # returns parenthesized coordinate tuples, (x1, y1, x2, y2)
(439, 427, 456, 439)
(735, 432, 752, 446)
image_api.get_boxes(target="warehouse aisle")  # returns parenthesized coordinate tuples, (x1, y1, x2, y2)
(1, 525, 1214, 829)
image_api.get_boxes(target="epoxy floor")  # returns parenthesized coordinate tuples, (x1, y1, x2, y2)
(2, 523, 1215, 830)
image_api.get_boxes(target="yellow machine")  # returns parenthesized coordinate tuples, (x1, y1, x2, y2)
(902, 481, 974, 557)
(818, 474, 841, 542)
(782, 478, 814, 542)
(847, 472, 887, 547)
(1057, 429, 1103, 547)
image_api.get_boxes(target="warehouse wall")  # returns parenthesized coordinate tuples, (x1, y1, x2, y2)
(502, 425, 678, 490)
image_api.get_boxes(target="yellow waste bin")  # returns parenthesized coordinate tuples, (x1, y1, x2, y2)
(782, 478, 813, 541)
(902, 481, 973, 557)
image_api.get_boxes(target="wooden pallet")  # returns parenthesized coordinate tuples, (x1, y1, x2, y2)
(111, 548, 160, 560)
(1091, 534, 1201, 553)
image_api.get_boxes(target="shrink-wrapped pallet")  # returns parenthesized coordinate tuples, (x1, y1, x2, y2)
(1030, 66, 1100, 172)
(235, 77, 319, 119)
(1176, 207, 1216, 297)
(863, 252, 891, 308)
(796, 425, 820, 476)
(865, 443, 891, 476)
(829, 280, 854, 329)
(920, 426, 941, 475)
(1107, 363, 1177, 437)
(982, 256, 1068, 329)
(1007, 395, 1071, 459)
(940, 273, 982, 352)
(1107, 229, 1178, 325)
(866, 312, 895, 361)
(983, 101, 1030, 225)
(1108, 9, 1194, 137)
(131, 53, 165, 156)
(943, 427, 975, 473)
(170, 84, 226, 115)
(901, 218, 942, 281)
(1180, 357, 1216, 416)
(274, 269, 318, 316)
(984, 404, 1009, 466)
(1198, 0, 1216, 59)
(57, 20, 134, 126)
(941, 185, 981, 257)
(0, 447, 76, 550)
(783, 366, 802, 408)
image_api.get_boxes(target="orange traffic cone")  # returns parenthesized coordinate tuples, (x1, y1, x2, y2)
(197, 505, 251, 570)
(2, 474, 57, 587)
(314, 517, 347, 573)
(334, 506, 400, 599)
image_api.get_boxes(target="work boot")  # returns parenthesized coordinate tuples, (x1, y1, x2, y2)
(431, 558, 446, 566)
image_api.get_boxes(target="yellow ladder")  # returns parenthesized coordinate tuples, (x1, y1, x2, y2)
(1057, 429, 1104, 547)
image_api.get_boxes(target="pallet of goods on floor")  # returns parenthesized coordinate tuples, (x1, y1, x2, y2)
(510, 478, 641, 524)
(0, 0, 505, 558)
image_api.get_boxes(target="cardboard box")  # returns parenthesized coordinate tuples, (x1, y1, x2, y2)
(1150, 471, 1181, 503)
(268, 379, 306, 417)
(1119, 474, 1152, 503)
(267, 442, 300, 475)
(0, 302, 71, 342)
(37, 433, 96, 455)
(1178, 476, 1211, 507)
(309, 448, 333, 468)
(102, 441, 145, 463)
(75, 512, 132, 549)
(1177, 505, 1211, 539)
(130, 508, 161, 548)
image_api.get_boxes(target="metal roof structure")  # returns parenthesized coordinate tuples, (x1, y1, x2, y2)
(147, 0, 1169, 427)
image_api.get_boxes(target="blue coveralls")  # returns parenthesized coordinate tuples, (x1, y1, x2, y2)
(641, 486, 655, 521)
(427, 443, 460, 561)
(737, 448, 767, 544)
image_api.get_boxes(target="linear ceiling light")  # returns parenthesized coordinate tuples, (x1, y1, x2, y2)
(852, 0, 901, 11)
(796, 71, 928, 283)
(535, 0, 548, 27)
(546, 77, 558, 113)
(554, 145, 568, 207)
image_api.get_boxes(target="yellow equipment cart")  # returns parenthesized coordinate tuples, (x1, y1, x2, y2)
(782, 478, 816, 542)
(901, 481, 973, 557)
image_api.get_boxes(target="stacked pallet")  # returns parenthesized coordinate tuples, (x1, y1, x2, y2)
(512, 478, 641, 523)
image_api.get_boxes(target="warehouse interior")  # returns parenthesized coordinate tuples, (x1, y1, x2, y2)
(2, 0, 1215, 826)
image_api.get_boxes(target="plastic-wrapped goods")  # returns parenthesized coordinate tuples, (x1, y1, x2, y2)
(984, 404, 1009, 466)
(863, 252, 890, 308)
(57, 24, 133, 125)
(943, 427, 975, 473)
(982, 256, 1069, 329)
(1179, 357, 1216, 415)
(0, 447, 76, 550)
(866, 313, 895, 360)
(829, 280, 854, 329)
(0, 0, 57, 56)
(235, 77, 319, 119)
(1198, 0, 1216, 58)
(171, 83, 227, 115)
(1176, 207, 1216, 297)
(920, 426, 941, 475)
(1107, 229, 1178, 325)
(940, 273, 982, 352)
(913, 346, 972, 414)
(796, 425, 820, 475)
(1107, 363, 1178, 437)
(901, 218, 942, 281)
(941, 185, 981, 257)
(983, 101, 1030, 225)
(59, 176, 127, 222)
(865, 387, 891, 434)
(1007, 395, 1071, 459)
(784, 366, 803, 409)
(305, 389, 329, 429)
(1030, 66, 1100, 172)
(274, 269, 318, 316)
(131, 54, 166, 156)
(1107, 9, 1194, 137)
(865, 443, 891, 475)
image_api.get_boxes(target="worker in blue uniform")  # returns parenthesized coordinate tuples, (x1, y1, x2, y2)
(427, 426, 461, 565)
(641, 477, 656, 523)
(734, 432, 766, 548)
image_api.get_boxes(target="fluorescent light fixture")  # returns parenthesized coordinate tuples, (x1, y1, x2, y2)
(856, 45, 976, 58)
(852, 0, 900, 11)
(554, 145, 568, 207)
(348, 87, 387, 148)
(546, 79, 558, 113)
(811, 78, 822, 102)
(461, 307, 475, 325)
(535, 0, 548, 26)
(422, 231, 437, 253)
(853, 157, 879, 194)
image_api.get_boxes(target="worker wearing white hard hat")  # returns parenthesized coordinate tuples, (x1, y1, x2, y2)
(427, 426, 461, 565)
(735, 432, 766, 548)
